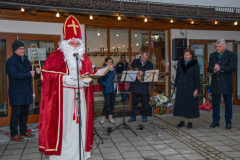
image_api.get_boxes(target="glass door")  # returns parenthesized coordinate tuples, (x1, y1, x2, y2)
(0, 35, 11, 126)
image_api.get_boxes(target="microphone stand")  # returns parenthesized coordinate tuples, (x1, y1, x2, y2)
(73, 53, 84, 160)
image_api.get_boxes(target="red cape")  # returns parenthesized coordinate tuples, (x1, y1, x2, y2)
(39, 49, 94, 155)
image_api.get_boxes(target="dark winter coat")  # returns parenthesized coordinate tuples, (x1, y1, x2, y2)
(129, 57, 153, 94)
(207, 50, 237, 94)
(98, 68, 119, 94)
(116, 61, 129, 74)
(6, 53, 33, 105)
(173, 58, 200, 118)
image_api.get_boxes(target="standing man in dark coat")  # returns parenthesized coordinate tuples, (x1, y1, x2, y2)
(116, 54, 130, 102)
(128, 51, 153, 122)
(6, 40, 41, 141)
(173, 49, 200, 128)
(207, 39, 237, 129)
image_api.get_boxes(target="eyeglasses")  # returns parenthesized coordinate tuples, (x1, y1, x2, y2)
(69, 42, 80, 46)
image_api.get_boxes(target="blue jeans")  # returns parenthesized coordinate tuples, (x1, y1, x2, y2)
(212, 94, 232, 124)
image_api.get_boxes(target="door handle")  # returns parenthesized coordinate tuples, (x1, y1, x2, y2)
(2, 60, 4, 93)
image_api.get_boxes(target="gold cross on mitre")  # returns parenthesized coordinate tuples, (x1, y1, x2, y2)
(67, 20, 79, 35)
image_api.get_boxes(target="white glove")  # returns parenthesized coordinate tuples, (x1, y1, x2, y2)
(62, 75, 76, 86)
(82, 77, 92, 84)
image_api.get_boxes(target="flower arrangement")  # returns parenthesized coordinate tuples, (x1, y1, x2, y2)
(151, 94, 171, 114)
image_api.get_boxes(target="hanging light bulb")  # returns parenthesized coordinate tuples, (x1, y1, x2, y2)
(118, 16, 121, 20)
(135, 34, 137, 37)
(170, 19, 173, 23)
(215, 20, 218, 24)
(90, 15, 93, 20)
(21, 6, 25, 12)
(97, 33, 100, 36)
(56, 12, 60, 18)
(191, 21, 194, 24)
(234, 21, 238, 25)
(144, 18, 147, 22)
(116, 34, 119, 37)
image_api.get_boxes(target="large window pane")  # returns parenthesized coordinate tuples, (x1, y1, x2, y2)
(20, 40, 55, 115)
(191, 44, 206, 76)
(0, 39, 8, 117)
(86, 27, 108, 110)
(237, 44, 240, 99)
(131, 29, 149, 62)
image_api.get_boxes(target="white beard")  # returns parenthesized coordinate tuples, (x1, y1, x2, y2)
(59, 38, 85, 72)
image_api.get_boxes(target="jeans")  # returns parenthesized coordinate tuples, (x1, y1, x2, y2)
(102, 93, 116, 116)
(10, 104, 30, 137)
(212, 94, 232, 124)
(132, 92, 148, 117)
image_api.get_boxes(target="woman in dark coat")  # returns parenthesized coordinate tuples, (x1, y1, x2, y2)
(173, 49, 200, 128)
(98, 57, 118, 124)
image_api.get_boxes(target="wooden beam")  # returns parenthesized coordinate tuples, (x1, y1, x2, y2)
(31, 10, 36, 15)
(63, 12, 70, 17)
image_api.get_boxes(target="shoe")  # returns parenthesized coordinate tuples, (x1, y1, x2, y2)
(177, 121, 185, 128)
(226, 123, 231, 129)
(128, 116, 136, 122)
(20, 132, 36, 138)
(100, 116, 105, 124)
(187, 122, 192, 129)
(210, 122, 219, 128)
(142, 116, 147, 122)
(108, 115, 115, 124)
(10, 135, 24, 142)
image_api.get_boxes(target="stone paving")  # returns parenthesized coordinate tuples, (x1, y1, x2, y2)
(0, 104, 240, 160)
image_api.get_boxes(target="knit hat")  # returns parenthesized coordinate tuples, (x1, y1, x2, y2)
(12, 40, 24, 52)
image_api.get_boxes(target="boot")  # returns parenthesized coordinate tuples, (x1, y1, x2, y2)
(100, 116, 105, 124)
(128, 116, 136, 122)
(109, 115, 115, 124)
(187, 122, 192, 129)
(177, 121, 185, 128)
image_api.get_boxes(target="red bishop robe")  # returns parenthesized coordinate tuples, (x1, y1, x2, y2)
(39, 49, 94, 155)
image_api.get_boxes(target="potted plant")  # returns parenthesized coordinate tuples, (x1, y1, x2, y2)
(151, 94, 171, 115)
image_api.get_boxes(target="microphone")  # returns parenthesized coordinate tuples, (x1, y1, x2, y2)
(73, 53, 78, 57)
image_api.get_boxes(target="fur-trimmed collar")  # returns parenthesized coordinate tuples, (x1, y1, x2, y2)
(180, 58, 198, 73)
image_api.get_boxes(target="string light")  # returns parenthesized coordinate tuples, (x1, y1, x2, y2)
(116, 34, 119, 37)
(21, 6, 25, 12)
(56, 12, 60, 18)
(234, 21, 238, 25)
(118, 16, 121, 20)
(191, 21, 194, 24)
(135, 34, 137, 37)
(97, 33, 100, 36)
(136, 43, 139, 46)
(90, 15, 93, 20)
(144, 18, 147, 22)
(170, 19, 173, 23)
(215, 20, 218, 24)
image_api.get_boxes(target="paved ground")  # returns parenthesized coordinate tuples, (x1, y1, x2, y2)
(0, 104, 240, 160)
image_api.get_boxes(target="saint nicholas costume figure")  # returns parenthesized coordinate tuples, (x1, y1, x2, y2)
(38, 15, 94, 160)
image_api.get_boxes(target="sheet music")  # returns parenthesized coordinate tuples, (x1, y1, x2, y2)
(121, 71, 138, 82)
(143, 70, 159, 82)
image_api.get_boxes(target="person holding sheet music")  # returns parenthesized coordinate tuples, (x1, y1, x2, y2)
(128, 51, 153, 122)
(173, 49, 200, 129)
(98, 57, 119, 124)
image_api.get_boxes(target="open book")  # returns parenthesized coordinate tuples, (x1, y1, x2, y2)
(89, 65, 112, 78)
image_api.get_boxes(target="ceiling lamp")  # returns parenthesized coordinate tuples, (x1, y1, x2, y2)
(191, 21, 194, 24)
(144, 18, 147, 22)
(136, 43, 139, 46)
(215, 20, 218, 24)
(56, 11, 60, 18)
(170, 19, 173, 23)
(90, 15, 93, 20)
(118, 16, 121, 20)
(234, 21, 238, 25)
(21, 6, 25, 12)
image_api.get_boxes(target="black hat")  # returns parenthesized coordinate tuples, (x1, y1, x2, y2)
(12, 40, 24, 52)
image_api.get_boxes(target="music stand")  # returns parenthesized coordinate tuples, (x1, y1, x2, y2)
(110, 71, 138, 136)
(141, 70, 166, 135)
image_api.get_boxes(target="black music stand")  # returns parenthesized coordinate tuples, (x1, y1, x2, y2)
(110, 71, 138, 136)
(141, 70, 166, 135)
